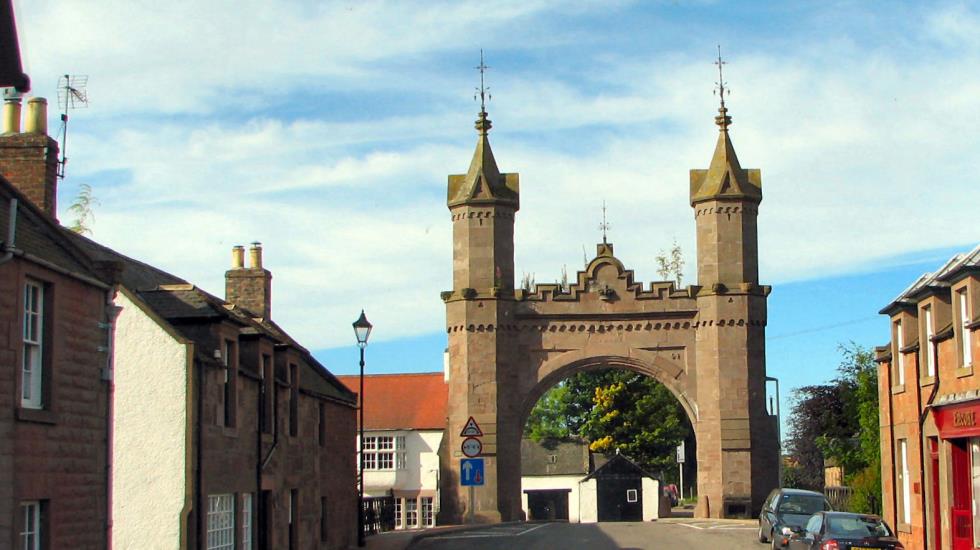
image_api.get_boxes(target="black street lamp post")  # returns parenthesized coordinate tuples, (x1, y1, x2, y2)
(353, 310, 372, 547)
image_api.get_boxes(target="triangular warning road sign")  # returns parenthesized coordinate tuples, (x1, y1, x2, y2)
(460, 416, 483, 437)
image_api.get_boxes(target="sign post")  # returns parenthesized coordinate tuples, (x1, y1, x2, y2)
(676, 442, 685, 501)
(459, 417, 484, 523)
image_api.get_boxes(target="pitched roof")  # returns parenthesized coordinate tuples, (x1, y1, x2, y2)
(689, 107, 762, 206)
(0, 177, 100, 281)
(336, 372, 447, 430)
(521, 438, 591, 476)
(60, 220, 354, 405)
(447, 111, 519, 208)
(880, 243, 980, 314)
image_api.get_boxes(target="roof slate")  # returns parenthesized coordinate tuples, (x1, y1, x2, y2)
(336, 373, 447, 430)
(0, 179, 98, 279)
(520, 438, 591, 476)
(882, 244, 980, 313)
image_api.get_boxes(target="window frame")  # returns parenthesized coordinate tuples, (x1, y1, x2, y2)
(394, 497, 404, 529)
(895, 319, 905, 386)
(959, 288, 973, 367)
(421, 496, 435, 527)
(923, 304, 936, 378)
(20, 501, 41, 550)
(206, 493, 235, 550)
(221, 338, 238, 428)
(21, 280, 45, 409)
(362, 435, 407, 471)
(405, 498, 418, 528)
(897, 439, 911, 525)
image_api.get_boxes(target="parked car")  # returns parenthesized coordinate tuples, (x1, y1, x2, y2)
(784, 511, 903, 549)
(758, 488, 832, 549)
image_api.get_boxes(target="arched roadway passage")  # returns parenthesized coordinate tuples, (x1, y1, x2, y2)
(517, 350, 699, 431)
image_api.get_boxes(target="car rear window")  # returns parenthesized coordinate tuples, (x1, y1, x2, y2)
(776, 495, 829, 515)
(826, 516, 893, 537)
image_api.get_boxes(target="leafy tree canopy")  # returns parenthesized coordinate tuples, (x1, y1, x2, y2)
(524, 369, 691, 474)
(785, 342, 879, 501)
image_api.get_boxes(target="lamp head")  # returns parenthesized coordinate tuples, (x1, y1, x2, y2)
(353, 310, 372, 346)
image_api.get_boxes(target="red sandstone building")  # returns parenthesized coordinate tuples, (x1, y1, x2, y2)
(878, 244, 980, 550)
(0, 153, 111, 548)
(1, 96, 358, 548)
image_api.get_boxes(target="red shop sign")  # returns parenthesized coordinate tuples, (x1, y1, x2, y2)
(933, 400, 980, 438)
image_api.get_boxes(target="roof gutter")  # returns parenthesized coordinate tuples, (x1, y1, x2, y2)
(0, 197, 17, 266)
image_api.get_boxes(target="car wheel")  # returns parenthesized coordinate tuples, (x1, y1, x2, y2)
(758, 524, 769, 543)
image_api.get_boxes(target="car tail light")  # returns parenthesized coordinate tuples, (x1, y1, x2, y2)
(821, 540, 839, 550)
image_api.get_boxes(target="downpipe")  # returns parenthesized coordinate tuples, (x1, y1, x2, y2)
(0, 198, 18, 265)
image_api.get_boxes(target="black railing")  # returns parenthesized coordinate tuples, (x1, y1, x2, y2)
(362, 495, 395, 539)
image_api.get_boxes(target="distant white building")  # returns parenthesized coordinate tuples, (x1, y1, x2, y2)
(521, 439, 666, 523)
(338, 373, 447, 530)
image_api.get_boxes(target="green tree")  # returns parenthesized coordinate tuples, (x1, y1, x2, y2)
(785, 343, 881, 512)
(67, 183, 99, 235)
(582, 373, 690, 472)
(656, 239, 684, 286)
(524, 369, 691, 474)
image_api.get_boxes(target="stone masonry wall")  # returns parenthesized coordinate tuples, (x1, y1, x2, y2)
(2, 257, 108, 549)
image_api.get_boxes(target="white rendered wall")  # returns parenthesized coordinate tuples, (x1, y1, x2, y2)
(642, 477, 660, 521)
(112, 290, 190, 550)
(579, 479, 598, 523)
(521, 475, 584, 522)
(363, 429, 443, 498)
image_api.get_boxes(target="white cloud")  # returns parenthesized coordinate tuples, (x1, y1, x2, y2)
(21, 1, 980, 349)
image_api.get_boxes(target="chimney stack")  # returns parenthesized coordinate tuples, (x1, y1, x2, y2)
(0, 96, 60, 219)
(225, 242, 273, 319)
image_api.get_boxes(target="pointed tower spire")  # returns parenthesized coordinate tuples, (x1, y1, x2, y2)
(690, 46, 761, 205)
(448, 51, 519, 208)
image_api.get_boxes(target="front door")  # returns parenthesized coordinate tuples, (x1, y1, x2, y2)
(930, 438, 941, 550)
(951, 439, 972, 550)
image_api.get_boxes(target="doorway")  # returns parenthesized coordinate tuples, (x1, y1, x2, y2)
(951, 439, 972, 550)
(525, 490, 570, 521)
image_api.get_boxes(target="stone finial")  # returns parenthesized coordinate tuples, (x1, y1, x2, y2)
(689, 48, 761, 206)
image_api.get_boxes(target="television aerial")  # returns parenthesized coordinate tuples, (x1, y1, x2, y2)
(56, 74, 88, 179)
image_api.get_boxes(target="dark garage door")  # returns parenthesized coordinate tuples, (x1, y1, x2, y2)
(526, 489, 570, 521)
(597, 477, 642, 522)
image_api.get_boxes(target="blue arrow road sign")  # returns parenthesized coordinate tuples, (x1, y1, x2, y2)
(460, 458, 485, 486)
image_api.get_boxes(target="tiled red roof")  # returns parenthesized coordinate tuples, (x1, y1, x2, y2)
(337, 372, 447, 431)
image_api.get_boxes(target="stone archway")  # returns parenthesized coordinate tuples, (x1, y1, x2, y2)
(517, 351, 698, 437)
(439, 104, 778, 523)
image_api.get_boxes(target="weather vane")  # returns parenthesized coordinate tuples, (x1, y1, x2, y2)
(474, 49, 491, 113)
(599, 201, 611, 244)
(713, 45, 729, 109)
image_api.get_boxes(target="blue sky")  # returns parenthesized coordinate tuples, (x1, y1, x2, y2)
(13, 1, 980, 436)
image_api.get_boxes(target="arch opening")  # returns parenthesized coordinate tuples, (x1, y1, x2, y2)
(517, 356, 698, 522)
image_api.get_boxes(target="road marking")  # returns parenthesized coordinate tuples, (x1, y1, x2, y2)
(429, 523, 550, 540)
(669, 521, 755, 531)
(516, 523, 549, 536)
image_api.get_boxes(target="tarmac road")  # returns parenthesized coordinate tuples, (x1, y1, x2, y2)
(410, 519, 762, 550)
